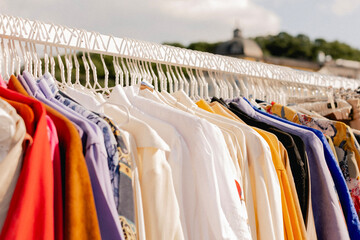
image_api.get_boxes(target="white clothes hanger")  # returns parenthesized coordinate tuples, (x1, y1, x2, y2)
(136, 60, 145, 83)
(128, 59, 136, 87)
(148, 61, 158, 89)
(73, 50, 81, 88)
(120, 58, 129, 87)
(179, 66, 189, 96)
(64, 48, 73, 87)
(126, 58, 136, 86)
(35, 43, 42, 78)
(156, 63, 167, 93)
(214, 71, 223, 98)
(168, 65, 178, 93)
(143, 61, 152, 84)
(134, 59, 142, 85)
(117, 57, 124, 86)
(225, 74, 234, 100)
(25, 42, 33, 76)
(13, 40, 21, 76)
(49, 46, 56, 78)
(229, 74, 240, 98)
(56, 47, 66, 89)
(199, 70, 210, 101)
(186, 68, 195, 100)
(113, 56, 120, 87)
(28, 42, 36, 78)
(81, 51, 92, 92)
(174, 66, 183, 92)
(1, 39, 9, 80)
(100, 53, 110, 94)
(195, 69, 204, 100)
(43, 44, 49, 75)
(208, 70, 219, 98)
(87, 52, 101, 93)
(192, 68, 201, 101)
(7, 40, 14, 77)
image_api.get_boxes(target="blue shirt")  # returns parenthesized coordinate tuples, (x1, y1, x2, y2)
(233, 97, 360, 240)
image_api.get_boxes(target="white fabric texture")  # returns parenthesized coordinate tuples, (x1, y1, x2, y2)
(114, 85, 252, 240)
(0, 99, 26, 230)
(171, 91, 283, 240)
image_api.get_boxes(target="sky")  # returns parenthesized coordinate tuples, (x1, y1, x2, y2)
(1, 0, 360, 48)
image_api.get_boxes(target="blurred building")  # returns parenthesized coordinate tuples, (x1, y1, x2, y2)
(318, 59, 360, 79)
(216, 28, 360, 79)
(215, 28, 263, 61)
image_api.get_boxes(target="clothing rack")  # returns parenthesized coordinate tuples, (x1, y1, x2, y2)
(0, 14, 359, 95)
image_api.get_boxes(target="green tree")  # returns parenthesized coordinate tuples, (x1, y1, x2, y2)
(187, 41, 221, 53)
(163, 42, 186, 49)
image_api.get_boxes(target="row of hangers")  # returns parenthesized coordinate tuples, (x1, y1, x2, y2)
(0, 37, 298, 104)
(0, 39, 338, 106)
(0, 13, 356, 105)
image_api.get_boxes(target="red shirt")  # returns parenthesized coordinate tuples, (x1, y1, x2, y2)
(0, 86, 54, 240)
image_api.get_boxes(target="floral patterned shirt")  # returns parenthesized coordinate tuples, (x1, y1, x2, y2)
(267, 103, 360, 217)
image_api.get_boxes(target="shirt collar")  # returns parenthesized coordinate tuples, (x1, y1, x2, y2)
(107, 85, 170, 152)
(172, 90, 197, 108)
(21, 71, 43, 98)
(234, 97, 257, 118)
(18, 74, 35, 97)
(139, 88, 167, 104)
(108, 85, 132, 108)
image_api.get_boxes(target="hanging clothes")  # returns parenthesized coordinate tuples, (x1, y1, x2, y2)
(0, 86, 54, 240)
(8, 75, 101, 240)
(2, 68, 360, 240)
(199, 99, 306, 240)
(0, 99, 27, 231)
(267, 103, 360, 217)
(230, 97, 357, 240)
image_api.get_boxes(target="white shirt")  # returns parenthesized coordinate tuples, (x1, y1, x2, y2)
(117, 85, 251, 240)
(171, 91, 283, 240)
(0, 101, 16, 161)
(0, 99, 26, 230)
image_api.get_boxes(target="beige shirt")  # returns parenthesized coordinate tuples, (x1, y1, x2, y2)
(0, 99, 27, 229)
(98, 105, 183, 240)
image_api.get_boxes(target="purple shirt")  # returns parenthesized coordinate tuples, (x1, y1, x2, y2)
(20, 72, 124, 240)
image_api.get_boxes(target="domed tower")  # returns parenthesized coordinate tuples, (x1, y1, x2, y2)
(215, 28, 263, 60)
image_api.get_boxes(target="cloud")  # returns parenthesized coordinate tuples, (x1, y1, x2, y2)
(331, 0, 360, 16)
(0, 0, 281, 44)
(158, 0, 280, 39)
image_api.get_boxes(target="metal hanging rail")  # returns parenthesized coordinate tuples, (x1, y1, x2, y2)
(0, 14, 359, 90)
